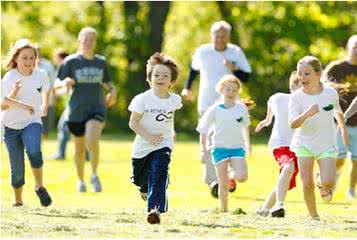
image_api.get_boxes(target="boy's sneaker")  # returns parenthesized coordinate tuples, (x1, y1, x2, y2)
(140, 192, 148, 201)
(346, 189, 356, 199)
(77, 181, 87, 192)
(35, 187, 52, 207)
(229, 179, 237, 193)
(210, 181, 219, 199)
(90, 174, 102, 192)
(256, 207, 270, 217)
(271, 202, 285, 218)
(147, 208, 160, 224)
(315, 173, 332, 203)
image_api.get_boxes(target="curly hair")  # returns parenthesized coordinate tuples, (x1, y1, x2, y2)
(146, 52, 179, 82)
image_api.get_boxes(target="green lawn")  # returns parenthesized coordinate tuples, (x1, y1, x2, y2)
(1, 135, 357, 238)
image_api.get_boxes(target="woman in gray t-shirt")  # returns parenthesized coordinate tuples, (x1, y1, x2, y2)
(56, 27, 117, 193)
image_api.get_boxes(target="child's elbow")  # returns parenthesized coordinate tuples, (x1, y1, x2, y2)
(289, 121, 298, 129)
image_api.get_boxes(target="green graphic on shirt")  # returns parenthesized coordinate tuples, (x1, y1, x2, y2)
(323, 104, 334, 111)
(236, 117, 243, 122)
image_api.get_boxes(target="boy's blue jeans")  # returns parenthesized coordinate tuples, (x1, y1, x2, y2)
(131, 147, 171, 213)
(4, 123, 43, 188)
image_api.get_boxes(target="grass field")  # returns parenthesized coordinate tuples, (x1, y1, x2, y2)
(1, 135, 357, 238)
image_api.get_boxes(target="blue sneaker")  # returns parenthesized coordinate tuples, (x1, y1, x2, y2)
(77, 181, 87, 193)
(90, 174, 102, 192)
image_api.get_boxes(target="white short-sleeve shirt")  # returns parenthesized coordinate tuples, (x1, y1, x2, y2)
(191, 43, 252, 113)
(268, 93, 293, 150)
(289, 85, 342, 155)
(1, 68, 50, 129)
(196, 102, 250, 149)
(128, 89, 182, 158)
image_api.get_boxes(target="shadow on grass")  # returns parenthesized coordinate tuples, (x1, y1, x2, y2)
(181, 220, 241, 229)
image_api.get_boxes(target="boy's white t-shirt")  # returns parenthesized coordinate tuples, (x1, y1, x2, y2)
(289, 85, 342, 155)
(128, 89, 182, 158)
(1, 68, 50, 129)
(268, 93, 293, 150)
(196, 102, 250, 149)
(191, 43, 252, 113)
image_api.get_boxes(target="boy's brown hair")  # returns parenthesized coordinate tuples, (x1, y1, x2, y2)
(146, 52, 179, 82)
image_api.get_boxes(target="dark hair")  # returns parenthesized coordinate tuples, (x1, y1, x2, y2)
(146, 52, 179, 82)
(55, 49, 69, 60)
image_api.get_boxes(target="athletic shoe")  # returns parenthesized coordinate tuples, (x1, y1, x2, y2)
(229, 179, 237, 193)
(315, 172, 333, 203)
(256, 207, 270, 217)
(35, 187, 52, 207)
(77, 181, 87, 193)
(210, 181, 219, 199)
(51, 154, 65, 160)
(140, 192, 148, 201)
(271, 202, 285, 218)
(12, 203, 23, 207)
(90, 174, 102, 192)
(147, 208, 160, 224)
(346, 189, 356, 199)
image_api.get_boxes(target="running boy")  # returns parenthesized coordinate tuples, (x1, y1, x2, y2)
(128, 52, 182, 224)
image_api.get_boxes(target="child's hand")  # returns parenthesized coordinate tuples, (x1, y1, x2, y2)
(13, 79, 22, 91)
(147, 133, 164, 146)
(64, 77, 75, 88)
(255, 119, 269, 133)
(105, 91, 117, 108)
(246, 145, 252, 157)
(23, 104, 34, 115)
(181, 89, 194, 101)
(305, 104, 319, 117)
(223, 59, 238, 71)
(200, 149, 210, 163)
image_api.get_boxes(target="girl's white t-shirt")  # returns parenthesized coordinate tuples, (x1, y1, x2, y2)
(268, 93, 293, 150)
(128, 89, 182, 158)
(196, 102, 250, 149)
(289, 85, 342, 155)
(1, 68, 50, 129)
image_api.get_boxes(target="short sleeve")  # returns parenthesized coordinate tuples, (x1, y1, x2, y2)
(171, 94, 182, 110)
(196, 105, 216, 134)
(41, 71, 51, 93)
(102, 60, 111, 83)
(1, 72, 13, 101)
(57, 59, 71, 81)
(191, 47, 202, 71)
(233, 46, 252, 73)
(242, 104, 251, 127)
(288, 93, 301, 124)
(128, 94, 145, 114)
(333, 90, 342, 114)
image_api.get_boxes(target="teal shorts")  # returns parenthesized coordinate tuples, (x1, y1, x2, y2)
(211, 147, 245, 165)
(294, 146, 337, 160)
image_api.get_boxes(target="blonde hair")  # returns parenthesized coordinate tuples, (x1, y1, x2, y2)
(4, 38, 37, 70)
(297, 55, 322, 73)
(216, 74, 241, 94)
(289, 71, 301, 92)
(146, 52, 179, 83)
(78, 27, 97, 41)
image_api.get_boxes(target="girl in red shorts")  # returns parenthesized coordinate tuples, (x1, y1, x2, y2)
(255, 72, 301, 217)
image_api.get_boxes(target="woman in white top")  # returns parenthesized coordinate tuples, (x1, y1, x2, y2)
(289, 56, 349, 219)
(197, 75, 250, 212)
(1, 39, 52, 207)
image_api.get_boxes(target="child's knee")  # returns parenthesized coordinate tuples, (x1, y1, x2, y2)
(302, 181, 314, 191)
(236, 173, 248, 182)
(283, 162, 295, 176)
(321, 180, 335, 190)
(27, 151, 43, 168)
